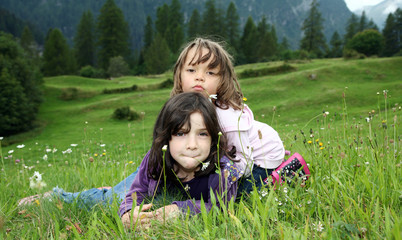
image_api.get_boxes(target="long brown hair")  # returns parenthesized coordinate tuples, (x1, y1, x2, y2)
(171, 38, 244, 110)
(148, 92, 228, 182)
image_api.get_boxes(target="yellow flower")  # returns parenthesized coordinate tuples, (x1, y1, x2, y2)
(102, 152, 106, 156)
(35, 199, 40, 205)
(315, 139, 319, 142)
(94, 153, 98, 157)
(319, 142, 323, 147)
(320, 147, 324, 150)
(243, 97, 247, 102)
(129, 161, 133, 164)
(307, 140, 313, 144)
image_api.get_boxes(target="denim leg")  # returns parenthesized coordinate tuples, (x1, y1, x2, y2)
(237, 165, 274, 198)
(53, 167, 139, 209)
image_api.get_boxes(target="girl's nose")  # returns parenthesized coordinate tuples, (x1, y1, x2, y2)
(186, 135, 198, 150)
(195, 72, 204, 81)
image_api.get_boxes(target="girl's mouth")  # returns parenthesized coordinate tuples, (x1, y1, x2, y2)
(193, 85, 204, 91)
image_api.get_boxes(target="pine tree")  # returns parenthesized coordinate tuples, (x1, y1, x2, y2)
(74, 10, 95, 68)
(256, 16, 276, 61)
(382, 13, 399, 56)
(165, 0, 184, 53)
(329, 31, 343, 58)
(300, 0, 327, 58)
(0, 32, 42, 136)
(20, 26, 37, 58)
(144, 33, 172, 74)
(144, 16, 154, 49)
(394, 8, 402, 52)
(155, 4, 169, 37)
(240, 16, 258, 63)
(97, 0, 130, 70)
(225, 2, 240, 49)
(359, 11, 368, 32)
(201, 0, 220, 37)
(188, 9, 201, 40)
(43, 28, 70, 76)
(344, 13, 359, 44)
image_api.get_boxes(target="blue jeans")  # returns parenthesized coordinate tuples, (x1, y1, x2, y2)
(53, 168, 139, 209)
(237, 165, 274, 199)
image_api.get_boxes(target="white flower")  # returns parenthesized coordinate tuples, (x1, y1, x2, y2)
(8, 150, 14, 154)
(312, 221, 324, 232)
(201, 161, 210, 171)
(325, 111, 329, 115)
(70, 144, 78, 147)
(46, 148, 52, 153)
(43, 154, 48, 161)
(283, 187, 288, 193)
(52, 148, 57, 153)
(366, 117, 370, 122)
(0, 137, 3, 140)
(100, 144, 106, 147)
(162, 145, 168, 151)
(218, 132, 222, 136)
(29, 172, 47, 189)
(17, 144, 25, 149)
(208, 94, 217, 102)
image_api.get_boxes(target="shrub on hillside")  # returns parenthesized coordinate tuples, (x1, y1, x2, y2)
(112, 106, 140, 121)
(347, 29, 384, 56)
(80, 65, 107, 78)
(239, 64, 296, 78)
(103, 84, 138, 94)
(107, 56, 130, 78)
(343, 48, 366, 60)
(159, 78, 173, 89)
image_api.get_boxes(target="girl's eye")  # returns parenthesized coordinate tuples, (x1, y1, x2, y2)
(186, 68, 195, 73)
(175, 132, 185, 137)
(199, 132, 209, 137)
(207, 71, 216, 75)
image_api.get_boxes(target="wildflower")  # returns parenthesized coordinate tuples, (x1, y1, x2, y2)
(201, 161, 210, 171)
(162, 145, 168, 151)
(43, 154, 48, 161)
(85, 121, 88, 124)
(17, 144, 25, 149)
(307, 140, 312, 144)
(283, 187, 288, 193)
(218, 132, 222, 136)
(319, 142, 323, 147)
(243, 97, 247, 102)
(53, 148, 57, 153)
(35, 199, 40, 205)
(100, 144, 106, 147)
(366, 117, 370, 122)
(285, 150, 291, 156)
(320, 147, 324, 150)
(102, 152, 106, 156)
(0, 137, 3, 140)
(209, 94, 217, 101)
(89, 157, 94, 162)
(29, 171, 47, 190)
(312, 221, 324, 232)
(94, 153, 98, 157)
(365, 162, 369, 165)
(48, 164, 52, 167)
(377, 92, 380, 95)
(15, 159, 20, 163)
(128, 161, 133, 164)
(65, 161, 69, 165)
(325, 111, 329, 115)
(8, 150, 14, 154)
(307, 200, 312, 204)
(70, 144, 78, 147)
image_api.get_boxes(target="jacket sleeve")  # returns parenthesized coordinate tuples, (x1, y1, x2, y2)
(172, 157, 240, 214)
(119, 152, 152, 217)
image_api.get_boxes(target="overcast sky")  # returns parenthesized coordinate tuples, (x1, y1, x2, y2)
(344, 0, 385, 11)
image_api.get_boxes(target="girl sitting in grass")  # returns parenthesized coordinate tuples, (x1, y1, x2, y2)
(119, 92, 240, 228)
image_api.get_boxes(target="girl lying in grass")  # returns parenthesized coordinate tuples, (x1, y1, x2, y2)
(120, 92, 240, 228)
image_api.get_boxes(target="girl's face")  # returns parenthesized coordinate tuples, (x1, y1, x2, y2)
(180, 47, 220, 96)
(169, 112, 212, 178)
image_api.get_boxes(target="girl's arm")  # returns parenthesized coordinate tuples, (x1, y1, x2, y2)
(119, 152, 152, 217)
(171, 157, 240, 214)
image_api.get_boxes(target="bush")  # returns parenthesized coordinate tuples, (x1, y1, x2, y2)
(107, 56, 130, 78)
(80, 65, 107, 78)
(103, 84, 138, 94)
(343, 48, 366, 60)
(348, 29, 384, 56)
(159, 78, 173, 89)
(60, 88, 79, 100)
(112, 106, 140, 121)
(239, 64, 296, 78)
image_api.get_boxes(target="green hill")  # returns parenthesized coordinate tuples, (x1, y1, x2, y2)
(3, 57, 401, 151)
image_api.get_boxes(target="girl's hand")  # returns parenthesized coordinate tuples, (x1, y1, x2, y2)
(121, 203, 155, 228)
(153, 204, 180, 222)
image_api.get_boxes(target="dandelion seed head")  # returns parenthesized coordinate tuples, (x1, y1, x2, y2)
(162, 145, 168, 151)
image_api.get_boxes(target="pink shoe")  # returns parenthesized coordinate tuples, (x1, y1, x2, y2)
(97, 186, 112, 190)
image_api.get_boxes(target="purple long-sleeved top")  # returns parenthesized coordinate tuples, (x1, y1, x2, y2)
(119, 151, 240, 217)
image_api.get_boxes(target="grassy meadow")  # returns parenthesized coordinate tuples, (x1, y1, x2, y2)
(0, 57, 401, 239)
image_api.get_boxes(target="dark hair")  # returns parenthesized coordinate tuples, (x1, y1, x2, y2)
(148, 92, 228, 182)
(171, 38, 244, 110)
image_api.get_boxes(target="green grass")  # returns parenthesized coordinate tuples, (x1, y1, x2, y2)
(0, 57, 401, 239)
